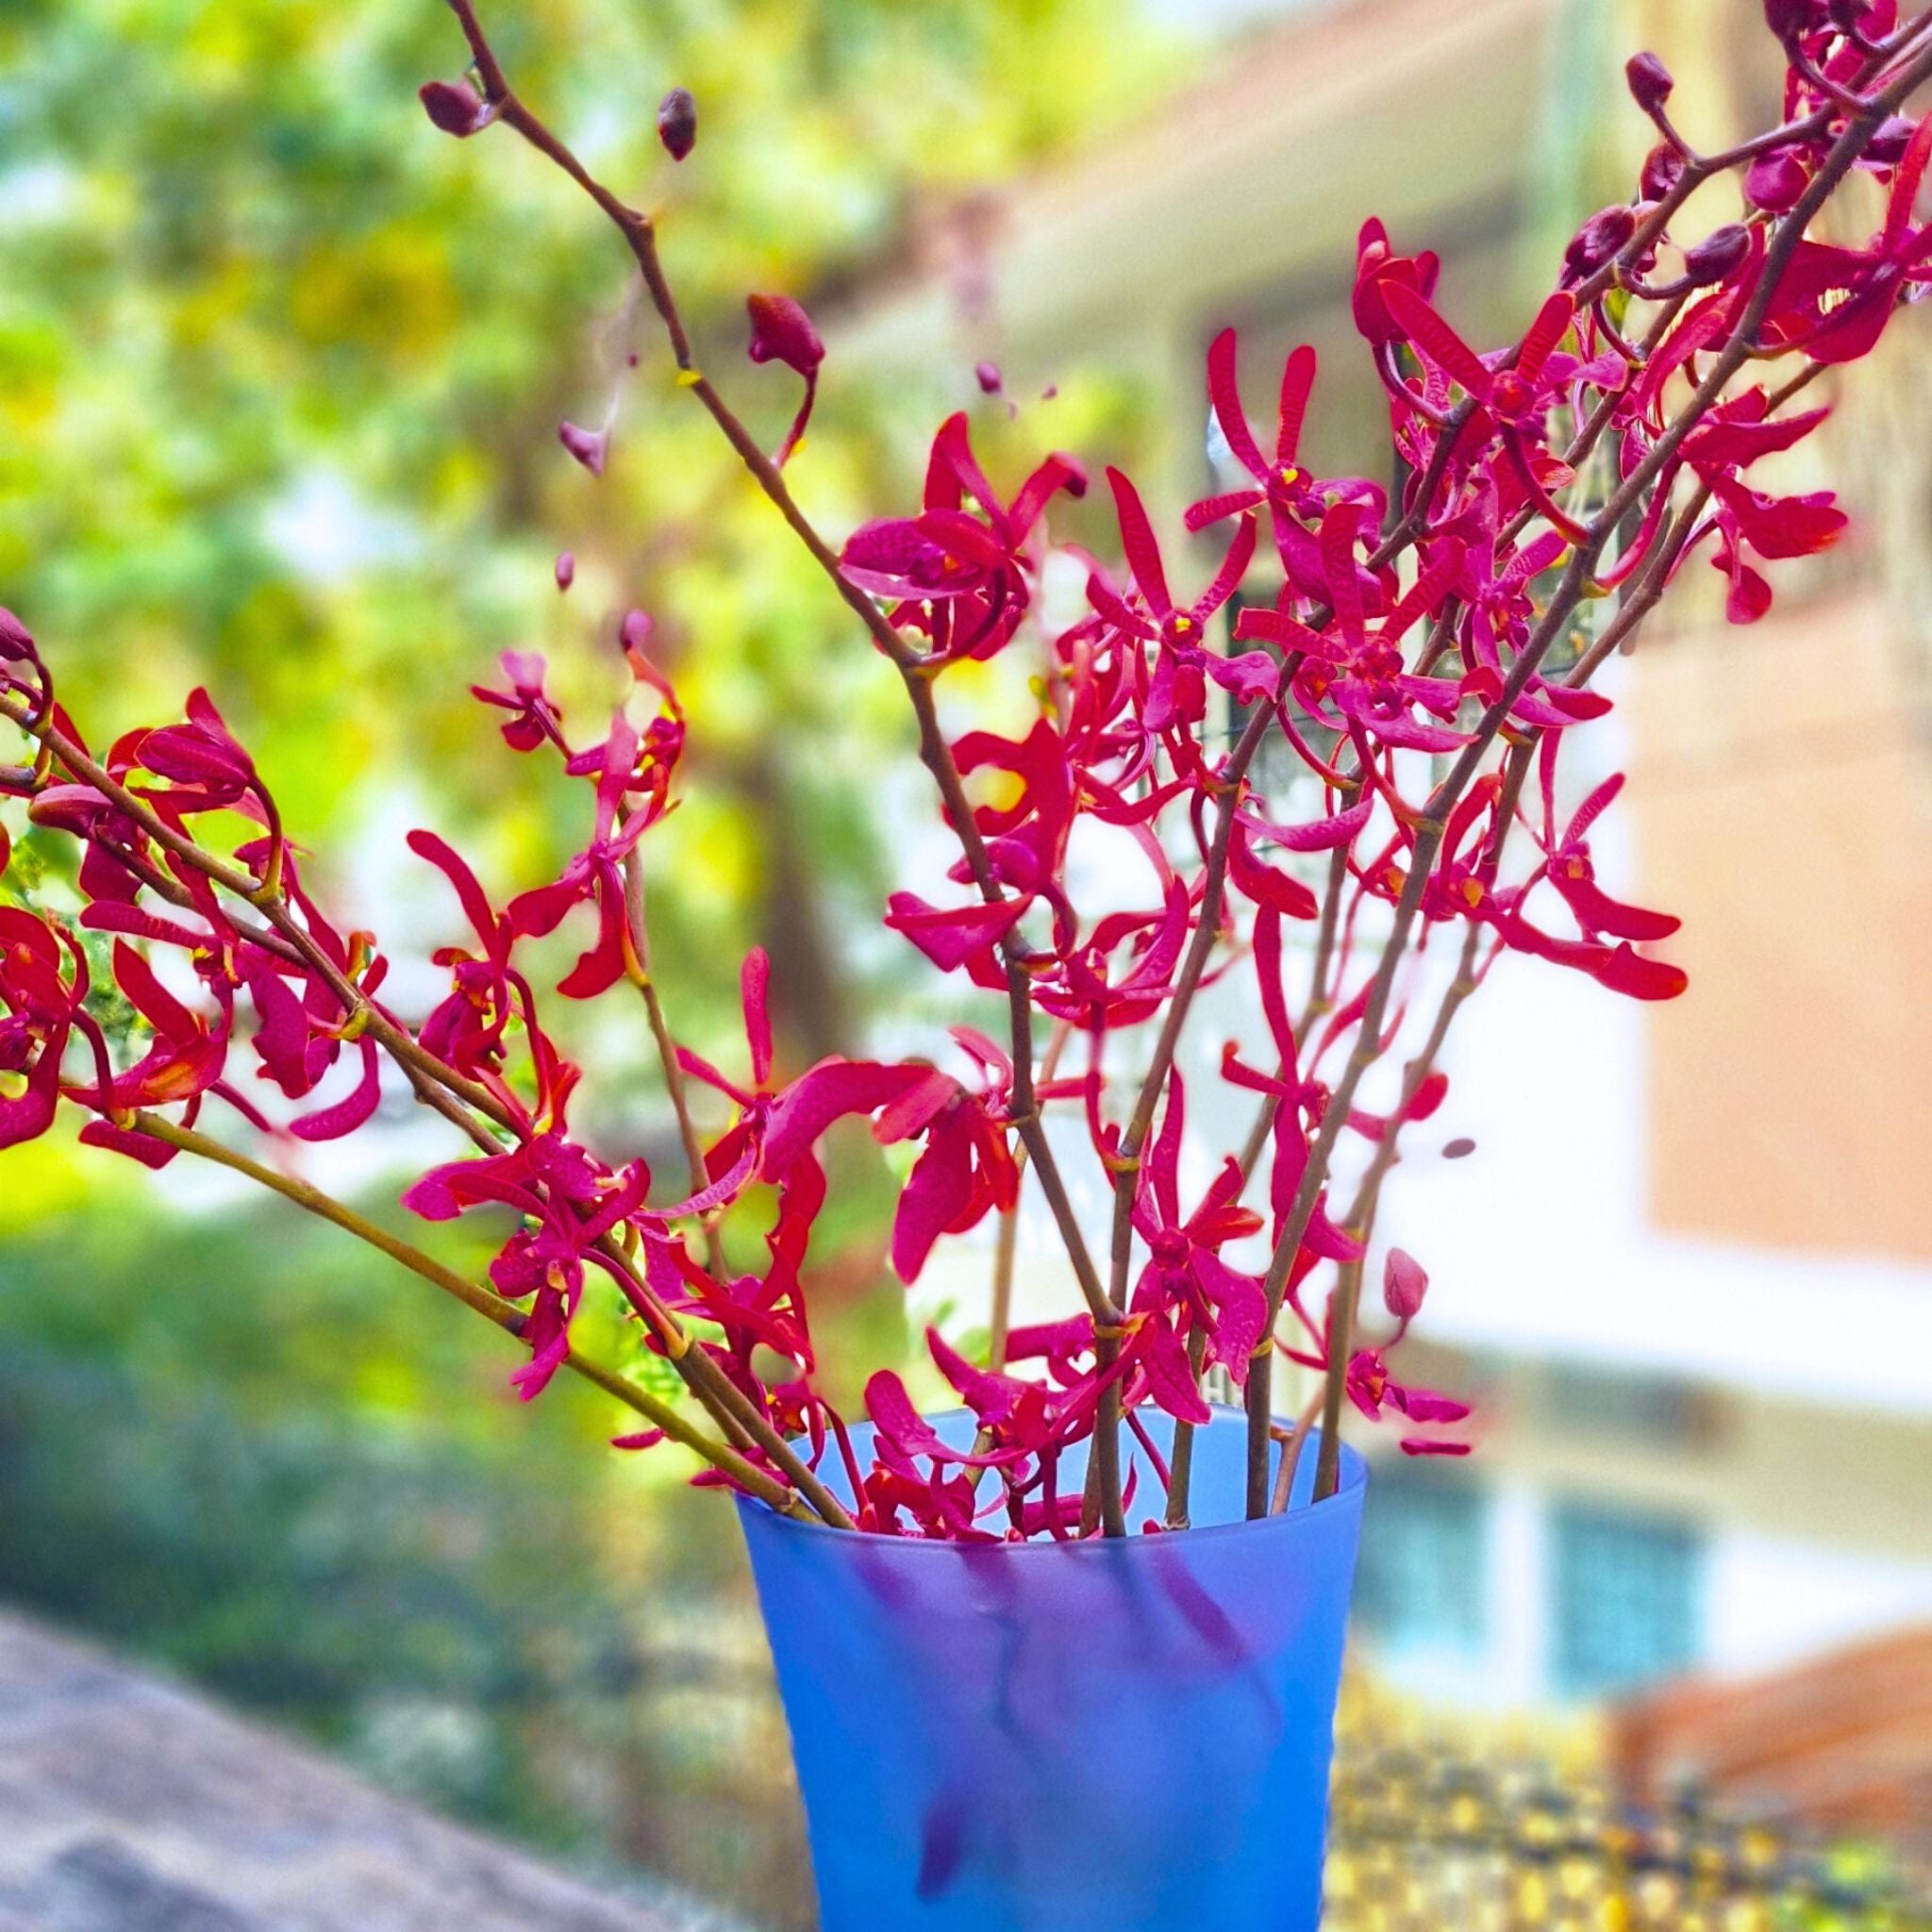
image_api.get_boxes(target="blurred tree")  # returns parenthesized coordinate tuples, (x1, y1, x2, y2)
(0, 0, 1175, 1064)
(0, 4, 1175, 1903)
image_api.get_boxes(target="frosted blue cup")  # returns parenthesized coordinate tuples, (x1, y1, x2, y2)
(736, 1405, 1366, 1931)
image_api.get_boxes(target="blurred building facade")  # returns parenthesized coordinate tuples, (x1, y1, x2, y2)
(831, 0, 1932, 1766)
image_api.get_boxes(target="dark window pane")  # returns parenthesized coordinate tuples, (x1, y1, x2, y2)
(1353, 1470, 1487, 1660)
(1550, 1504, 1701, 1698)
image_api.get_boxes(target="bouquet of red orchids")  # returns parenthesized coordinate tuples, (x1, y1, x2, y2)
(5, 0, 1928, 1543)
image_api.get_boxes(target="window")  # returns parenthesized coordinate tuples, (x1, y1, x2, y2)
(1550, 1504, 1701, 1698)
(1353, 1469, 1487, 1661)
(1540, 1365, 1721, 1449)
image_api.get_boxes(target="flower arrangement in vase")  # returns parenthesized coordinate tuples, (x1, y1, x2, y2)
(5, 2, 1928, 1924)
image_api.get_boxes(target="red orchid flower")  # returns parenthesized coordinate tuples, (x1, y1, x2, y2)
(0, 907, 89, 1153)
(874, 1031, 1019, 1285)
(407, 1129, 649, 1399)
(1189, 330, 1321, 534)
(1187, 330, 1389, 603)
(90, 939, 228, 1116)
(1127, 1072, 1270, 1387)
(472, 650, 568, 755)
(1377, 285, 1625, 537)
(1703, 475, 1848, 624)
(408, 829, 517, 1084)
(1763, 109, 1932, 365)
(887, 719, 1082, 984)
(1345, 1346, 1472, 1456)
(925, 1326, 1053, 1457)
(1088, 470, 1258, 734)
(841, 412, 1085, 662)
(1235, 502, 1468, 758)
(125, 689, 259, 815)
(1530, 762, 1683, 948)
(1034, 874, 1193, 1034)
(507, 711, 656, 999)
(1352, 217, 1441, 348)
(1647, 388, 1847, 622)
(672, 941, 779, 1171)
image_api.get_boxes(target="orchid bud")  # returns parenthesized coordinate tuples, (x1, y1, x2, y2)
(1562, 204, 1637, 287)
(621, 608, 653, 658)
(1624, 52, 1674, 115)
(1641, 141, 1686, 203)
(419, 78, 486, 138)
(1866, 115, 1916, 167)
(745, 293, 824, 377)
(1746, 147, 1809, 212)
(657, 87, 697, 162)
(558, 421, 608, 476)
(1442, 1137, 1476, 1159)
(0, 608, 34, 660)
(975, 361, 1003, 395)
(1384, 1248, 1428, 1322)
(1684, 223, 1751, 286)
(555, 551, 575, 591)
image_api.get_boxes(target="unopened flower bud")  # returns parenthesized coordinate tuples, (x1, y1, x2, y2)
(1442, 1137, 1476, 1159)
(657, 88, 697, 162)
(975, 361, 1003, 395)
(1746, 147, 1809, 212)
(1641, 141, 1687, 202)
(1684, 223, 1751, 286)
(555, 551, 575, 591)
(1625, 51, 1674, 115)
(558, 421, 608, 476)
(0, 608, 34, 660)
(745, 293, 824, 376)
(1866, 115, 1916, 167)
(1762, 0, 1819, 40)
(1384, 1248, 1429, 1322)
(419, 78, 486, 138)
(1562, 204, 1637, 287)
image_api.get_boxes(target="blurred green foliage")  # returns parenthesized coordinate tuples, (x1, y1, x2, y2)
(0, 0, 1174, 1060)
(0, 0, 1175, 1908)
(0, 1195, 699, 1850)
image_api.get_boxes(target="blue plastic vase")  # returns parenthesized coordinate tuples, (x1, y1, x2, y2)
(736, 1405, 1366, 1931)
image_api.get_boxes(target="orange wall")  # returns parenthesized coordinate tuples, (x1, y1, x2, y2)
(1630, 590, 1932, 1262)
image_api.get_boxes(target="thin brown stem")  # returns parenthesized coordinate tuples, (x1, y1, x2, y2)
(127, 1112, 804, 1513)
(1163, 1326, 1209, 1530)
(4, 695, 519, 1136)
(1269, 1382, 1327, 1514)
(987, 1020, 1071, 1374)
(442, 0, 1115, 1345)
(1308, 1256, 1363, 1508)
(619, 839, 725, 1276)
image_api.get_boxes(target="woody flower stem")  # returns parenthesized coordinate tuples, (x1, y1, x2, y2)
(618, 839, 727, 1276)
(125, 1113, 806, 1513)
(1244, 45, 1932, 1515)
(440, 0, 1128, 1524)
(1104, 702, 1270, 1531)
(988, 1019, 1071, 1373)
(0, 691, 859, 1528)
(0, 695, 518, 1131)
(1308, 902, 1491, 1505)
(440, 0, 1111, 1320)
